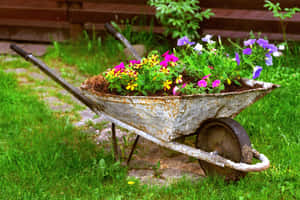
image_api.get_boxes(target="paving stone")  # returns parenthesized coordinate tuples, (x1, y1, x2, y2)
(5, 68, 28, 74)
(43, 96, 73, 112)
(0, 41, 49, 56)
(59, 89, 86, 106)
(18, 77, 29, 84)
(29, 72, 49, 81)
(3, 57, 18, 62)
(74, 109, 107, 127)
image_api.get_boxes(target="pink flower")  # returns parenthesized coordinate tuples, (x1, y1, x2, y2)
(212, 80, 221, 88)
(172, 86, 179, 95)
(202, 74, 211, 80)
(162, 50, 170, 57)
(165, 53, 179, 62)
(197, 80, 207, 87)
(208, 66, 214, 69)
(160, 60, 168, 67)
(114, 62, 125, 73)
(182, 83, 187, 88)
(129, 60, 141, 66)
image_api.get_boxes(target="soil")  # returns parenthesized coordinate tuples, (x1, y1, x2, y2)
(81, 74, 263, 96)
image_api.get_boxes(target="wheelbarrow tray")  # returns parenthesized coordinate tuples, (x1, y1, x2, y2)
(81, 78, 279, 142)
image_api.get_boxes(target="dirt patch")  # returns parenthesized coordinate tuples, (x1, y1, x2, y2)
(94, 127, 205, 185)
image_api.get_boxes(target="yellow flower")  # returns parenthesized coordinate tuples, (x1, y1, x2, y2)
(160, 67, 169, 74)
(105, 70, 115, 79)
(227, 78, 231, 85)
(141, 58, 148, 65)
(151, 54, 158, 61)
(175, 75, 183, 84)
(169, 62, 176, 67)
(133, 64, 142, 69)
(163, 80, 172, 91)
(128, 181, 135, 185)
(126, 82, 138, 91)
(114, 71, 121, 77)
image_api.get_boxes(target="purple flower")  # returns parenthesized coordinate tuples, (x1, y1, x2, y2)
(243, 48, 252, 55)
(235, 52, 240, 66)
(266, 44, 278, 54)
(244, 39, 256, 46)
(181, 83, 187, 88)
(114, 62, 125, 72)
(256, 38, 269, 49)
(202, 34, 214, 44)
(265, 53, 273, 66)
(177, 36, 195, 46)
(253, 66, 263, 79)
(212, 80, 221, 88)
(198, 80, 207, 88)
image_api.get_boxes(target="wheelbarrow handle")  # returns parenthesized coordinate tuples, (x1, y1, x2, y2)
(10, 44, 98, 113)
(10, 44, 31, 60)
(104, 22, 142, 61)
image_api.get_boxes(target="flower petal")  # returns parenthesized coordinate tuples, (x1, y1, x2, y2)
(253, 66, 263, 79)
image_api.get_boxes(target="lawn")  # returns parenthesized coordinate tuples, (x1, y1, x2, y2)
(0, 35, 299, 199)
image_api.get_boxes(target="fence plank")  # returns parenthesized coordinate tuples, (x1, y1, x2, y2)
(0, 7, 67, 21)
(1, 0, 300, 42)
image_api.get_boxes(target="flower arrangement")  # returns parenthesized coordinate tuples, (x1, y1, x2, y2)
(103, 35, 283, 96)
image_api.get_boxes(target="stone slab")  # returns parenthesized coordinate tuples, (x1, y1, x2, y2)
(0, 41, 49, 56)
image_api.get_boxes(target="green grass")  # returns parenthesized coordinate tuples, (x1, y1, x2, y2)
(0, 55, 31, 69)
(0, 38, 299, 199)
(45, 29, 170, 76)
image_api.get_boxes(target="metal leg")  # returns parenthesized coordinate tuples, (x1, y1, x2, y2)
(127, 135, 140, 165)
(111, 123, 119, 161)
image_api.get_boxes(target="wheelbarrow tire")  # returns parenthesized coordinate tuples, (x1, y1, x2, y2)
(195, 118, 253, 181)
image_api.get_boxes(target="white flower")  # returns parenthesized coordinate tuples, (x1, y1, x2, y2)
(273, 51, 282, 57)
(278, 44, 285, 50)
(202, 34, 215, 44)
(202, 34, 213, 41)
(194, 43, 203, 52)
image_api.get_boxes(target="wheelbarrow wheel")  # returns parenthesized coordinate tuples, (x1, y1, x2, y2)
(195, 118, 253, 181)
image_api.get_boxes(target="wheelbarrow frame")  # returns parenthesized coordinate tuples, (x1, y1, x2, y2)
(9, 23, 274, 175)
(10, 44, 271, 174)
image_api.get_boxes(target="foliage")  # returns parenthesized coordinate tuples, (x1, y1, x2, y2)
(103, 35, 283, 96)
(47, 27, 170, 75)
(46, 32, 125, 75)
(264, 0, 300, 41)
(264, 0, 300, 20)
(148, 0, 214, 40)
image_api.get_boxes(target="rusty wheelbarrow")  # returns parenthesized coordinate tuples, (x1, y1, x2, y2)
(10, 24, 279, 180)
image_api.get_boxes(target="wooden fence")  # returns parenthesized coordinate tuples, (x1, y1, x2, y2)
(1, 0, 300, 42)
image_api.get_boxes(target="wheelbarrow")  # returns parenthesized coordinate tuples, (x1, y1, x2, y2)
(10, 24, 279, 180)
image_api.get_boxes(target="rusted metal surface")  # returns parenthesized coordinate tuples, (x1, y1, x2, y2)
(82, 79, 279, 142)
